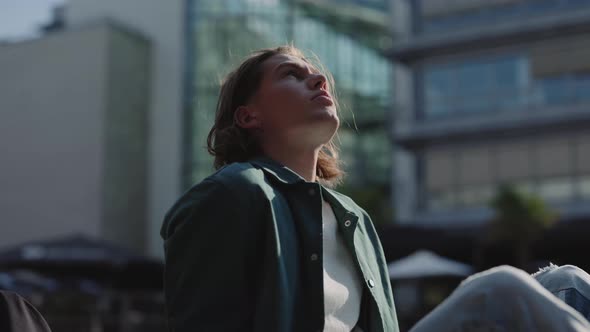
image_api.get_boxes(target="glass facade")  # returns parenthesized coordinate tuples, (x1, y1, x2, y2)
(423, 132, 590, 211)
(394, 0, 590, 219)
(423, 55, 528, 117)
(421, 52, 590, 119)
(184, 0, 393, 221)
(415, 0, 590, 35)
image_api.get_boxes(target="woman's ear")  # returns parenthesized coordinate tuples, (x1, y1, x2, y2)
(234, 106, 261, 129)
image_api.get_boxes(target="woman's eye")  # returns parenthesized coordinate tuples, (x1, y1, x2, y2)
(286, 70, 302, 79)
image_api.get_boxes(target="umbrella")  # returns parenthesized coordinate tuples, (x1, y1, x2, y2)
(0, 233, 162, 290)
(388, 250, 474, 280)
(0, 270, 59, 295)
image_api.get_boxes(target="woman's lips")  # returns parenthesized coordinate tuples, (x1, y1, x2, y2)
(313, 95, 334, 105)
(312, 92, 333, 105)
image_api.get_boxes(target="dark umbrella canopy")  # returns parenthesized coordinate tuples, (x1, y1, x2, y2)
(0, 234, 163, 290)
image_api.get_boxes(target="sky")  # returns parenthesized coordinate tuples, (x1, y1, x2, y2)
(0, 0, 66, 41)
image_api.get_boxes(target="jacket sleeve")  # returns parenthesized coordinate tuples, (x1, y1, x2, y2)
(160, 178, 260, 332)
(0, 291, 52, 332)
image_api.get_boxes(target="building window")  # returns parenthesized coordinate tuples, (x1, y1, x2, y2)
(420, 36, 590, 119)
(456, 185, 493, 208)
(496, 140, 531, 183)
(579, 176, 590, 199)
(457, 147, 492, 187)
(423, 55, 528, 117)
(538, 74, 590, 106)
(425, 148, 456, 210)
(576, 132, 590, 174)
(421, 133, 590, 212)
(538, 177, 575, 202)
(417, 0, 590, 35)
(534, 137, 572, 178)
(428, 190, 456, 211)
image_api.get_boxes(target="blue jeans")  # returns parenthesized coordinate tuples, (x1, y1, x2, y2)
(533, 264, 590, 322)
(410, 265, 590, 332)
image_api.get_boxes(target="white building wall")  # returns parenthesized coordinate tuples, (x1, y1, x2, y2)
(390, 0, 417, 223)
(392, 64, 417, 223)
(66, 0, 185, 258)
(0, 27, 109, 247)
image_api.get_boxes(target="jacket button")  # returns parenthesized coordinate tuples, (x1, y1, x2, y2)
(368, 279, 375, 288)
(344, 220, 351, 227)
(310, 253, 319, 261)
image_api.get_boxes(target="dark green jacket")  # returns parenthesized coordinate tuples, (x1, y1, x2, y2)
(161, 157, 399, 332)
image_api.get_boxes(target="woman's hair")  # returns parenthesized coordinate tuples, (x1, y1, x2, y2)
(206, 45, 344, 187)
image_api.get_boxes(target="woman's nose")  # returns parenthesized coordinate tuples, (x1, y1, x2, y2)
(309, 73, 327, 90)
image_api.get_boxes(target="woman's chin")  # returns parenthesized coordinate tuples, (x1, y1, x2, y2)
(315, 106, 339, 122)
(315, 115, 340, 142)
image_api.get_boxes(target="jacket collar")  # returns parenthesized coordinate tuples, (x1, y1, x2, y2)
(249, 156, 359, 219)
(249, 156, 306, 185)
(322, 187, 360, 222)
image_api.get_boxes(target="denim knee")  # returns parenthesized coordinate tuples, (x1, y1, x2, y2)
(460, 265, 532, 295)
(533, 264, 590, 320)
(533, 264, 590, 294)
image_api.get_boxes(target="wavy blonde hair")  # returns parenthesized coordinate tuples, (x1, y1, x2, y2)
(206, 45, 344, 187)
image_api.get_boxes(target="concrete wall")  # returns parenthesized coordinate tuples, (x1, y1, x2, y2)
(0, 23, 151, 252)
(66, 0, 185, 258)
(100, 26, 151, 253)
(392, 64, 417, 223)
(0, 26, 108, 248)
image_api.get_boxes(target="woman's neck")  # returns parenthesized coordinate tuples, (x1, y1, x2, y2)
(261, 142, 320, 183)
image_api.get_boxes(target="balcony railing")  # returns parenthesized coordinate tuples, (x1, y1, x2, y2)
(424, 77, 590, 119)
(419, 0, 590, 35)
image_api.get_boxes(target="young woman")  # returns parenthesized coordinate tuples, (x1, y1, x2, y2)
(160, 46, 399, 332)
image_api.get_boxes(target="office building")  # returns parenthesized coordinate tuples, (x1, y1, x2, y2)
(390, 0, 590, 226)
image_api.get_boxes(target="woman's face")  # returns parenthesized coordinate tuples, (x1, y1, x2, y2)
(248, 53, 339, 147)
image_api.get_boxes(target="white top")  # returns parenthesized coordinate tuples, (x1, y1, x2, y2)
(322, 199, 363, 332)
